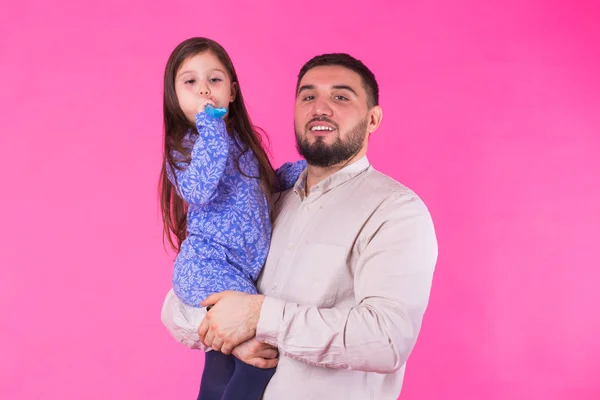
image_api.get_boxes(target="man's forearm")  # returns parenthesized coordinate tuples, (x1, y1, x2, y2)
(256, 296, 424, 373)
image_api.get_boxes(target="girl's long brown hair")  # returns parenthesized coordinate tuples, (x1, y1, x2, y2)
(159, 37, 275, 252)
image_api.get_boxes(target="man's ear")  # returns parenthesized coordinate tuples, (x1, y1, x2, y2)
(367, 105, 383, 134)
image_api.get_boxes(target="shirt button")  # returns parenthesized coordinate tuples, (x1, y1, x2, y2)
(287, 244, 293, 250)
(271, 284, 278, 290)
(304, 206, 310, 211)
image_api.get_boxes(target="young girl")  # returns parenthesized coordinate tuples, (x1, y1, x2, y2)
(159, 37, 305, 400)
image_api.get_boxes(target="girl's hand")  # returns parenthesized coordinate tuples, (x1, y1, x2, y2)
(196, 96, 216, 114)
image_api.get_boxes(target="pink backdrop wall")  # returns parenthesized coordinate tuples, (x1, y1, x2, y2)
(1, 1, 599, 399)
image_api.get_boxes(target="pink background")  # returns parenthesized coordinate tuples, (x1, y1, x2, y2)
(1, 1, 599, 399)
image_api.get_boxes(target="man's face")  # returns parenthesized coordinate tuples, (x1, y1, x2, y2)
(294, 65, 372, 168)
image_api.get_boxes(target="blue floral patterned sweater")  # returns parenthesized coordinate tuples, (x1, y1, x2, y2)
(168, 112, 306, 307)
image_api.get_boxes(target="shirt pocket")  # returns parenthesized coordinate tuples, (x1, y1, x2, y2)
(293, 242, 350, 307)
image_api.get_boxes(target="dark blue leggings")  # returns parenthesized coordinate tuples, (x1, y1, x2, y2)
(197, 351, 276, 400)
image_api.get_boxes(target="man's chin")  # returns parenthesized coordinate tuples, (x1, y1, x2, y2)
(307, 134, 336, 145)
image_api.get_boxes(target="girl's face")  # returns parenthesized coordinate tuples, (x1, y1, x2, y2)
(174, 51, 237, 124)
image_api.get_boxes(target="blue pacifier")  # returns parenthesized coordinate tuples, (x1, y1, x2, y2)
(205, 105, 228, 119)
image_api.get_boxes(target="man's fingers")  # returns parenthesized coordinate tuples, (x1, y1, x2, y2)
(259, 348, 278, 359)
(221, 339, 235, 355)
(251, 357, 279, 369)
(201, 291, 237, 307)
(211, 336, 224, 353)
(198, 319, 210, 344)
(200, 293, 222, 307)
(230, 339, 278, 365)
(221, 331, 248, 355)
(204, 330, 215, 348)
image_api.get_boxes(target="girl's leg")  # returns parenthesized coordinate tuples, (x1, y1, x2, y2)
(197, 351, 236, 400)
(221, 357, 276, 400)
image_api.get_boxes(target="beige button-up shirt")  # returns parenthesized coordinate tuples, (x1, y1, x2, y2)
(256, 156, 437, 399)
(161, 156, 437, 399)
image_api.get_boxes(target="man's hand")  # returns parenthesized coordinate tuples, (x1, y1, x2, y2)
(198, 291, 265, 355)
(232, 338, 279, 369)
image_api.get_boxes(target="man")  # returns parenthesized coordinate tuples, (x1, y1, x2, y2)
(162, 53, 438, 399)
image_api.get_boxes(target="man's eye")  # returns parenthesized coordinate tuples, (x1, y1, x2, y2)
(334, 95, 348, 101)
(303, 96, 315, 101)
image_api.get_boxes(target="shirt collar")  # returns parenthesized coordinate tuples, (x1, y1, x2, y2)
(293, 156, 371, 200)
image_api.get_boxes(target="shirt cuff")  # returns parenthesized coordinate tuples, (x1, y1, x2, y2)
(256, 296, 286, 346)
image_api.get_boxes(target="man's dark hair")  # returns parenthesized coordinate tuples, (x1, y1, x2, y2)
(296, 53, 379, 108)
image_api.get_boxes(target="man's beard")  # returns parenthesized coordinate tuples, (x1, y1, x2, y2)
(295, 118, 368, 168)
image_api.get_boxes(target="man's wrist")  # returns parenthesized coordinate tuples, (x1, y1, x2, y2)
(249, 294, 265, 331)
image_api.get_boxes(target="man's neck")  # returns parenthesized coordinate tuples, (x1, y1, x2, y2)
(305, 152, 365, 195)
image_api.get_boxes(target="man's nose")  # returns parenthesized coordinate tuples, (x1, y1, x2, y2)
(312, 98, 333, 116)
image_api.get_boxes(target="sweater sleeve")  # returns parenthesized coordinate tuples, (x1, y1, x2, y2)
(274, 160, 307, 192)
(168, 112, 230, 205)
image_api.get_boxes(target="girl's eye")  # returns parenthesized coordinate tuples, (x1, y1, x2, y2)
(184, 79, 196, 84)
(210, 78, 223, 83)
